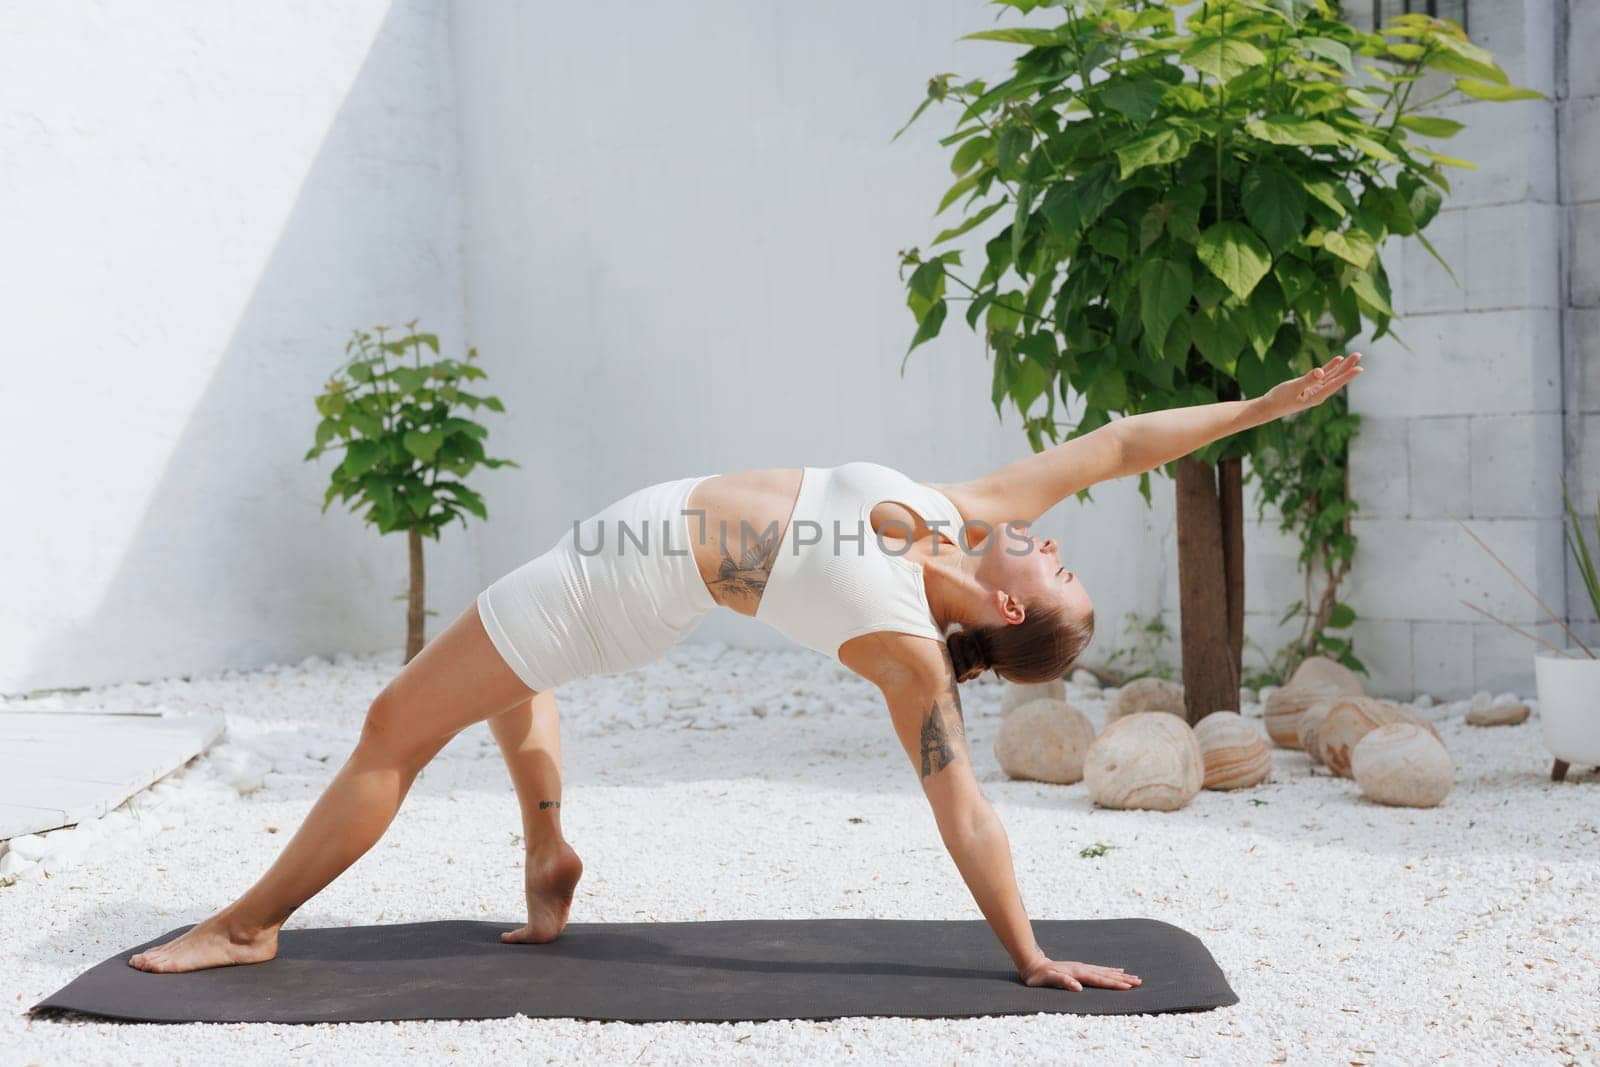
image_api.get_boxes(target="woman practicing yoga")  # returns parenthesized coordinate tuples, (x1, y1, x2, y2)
(129, 352, 1361, 990)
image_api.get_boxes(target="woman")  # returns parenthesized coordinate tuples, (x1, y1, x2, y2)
(129, 353, 1362, 990)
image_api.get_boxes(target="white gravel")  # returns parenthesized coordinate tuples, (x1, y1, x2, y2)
(3, 646, 1597, 1065)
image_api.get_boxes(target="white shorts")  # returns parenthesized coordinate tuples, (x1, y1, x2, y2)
(476, 474, 720, 692)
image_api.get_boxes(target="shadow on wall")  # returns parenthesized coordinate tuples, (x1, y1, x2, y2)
(20, 3, 476, 692)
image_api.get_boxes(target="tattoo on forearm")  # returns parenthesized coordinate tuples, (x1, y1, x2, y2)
(538, 800, 561, 810)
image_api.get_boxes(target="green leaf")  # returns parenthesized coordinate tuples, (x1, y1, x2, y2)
(997, 125, 1031, 181)
(1302, 177, 1353, 219)
(1411, 145, 1477, 169)
(1454, 78, 1544, 103)
(962, 27, 1072, 47)
(1101, 78, 1167, 125)
(402, 427, 444, 462)
(1244, 115, 1343, 147)
(951, 134, 992, 176)
(337, 439, 384, 479)
(1241, 164, 1305, 253)
(1196, 221, 1272, 302)
(1010, 352, 1050, 418)
(391, 367, 429, 393)
(933, 200, 1005, 245)
(1235, 348, 1274, 399)
(904, 299, 947, 366)
(1039, 160, 1120, 239)
(1328, 602, 1356, 628)
(1398, 114, 1465, 139)
(1183, 36, 1267, 82)
(1115, 123, 1196, 179)
(908, 260, 945, 306)
(1345, 133, 1398, 164)
(937, 171, 981, 215)
(1348, 267, 1395, 318)
(1040, 182, 1080, 240)
(1086, 366, 1128, 410)
(1190, 306, 1243, 370)
(1400, 172, 1443, 229)
(1301, 36, 1353, 74)
(1138, 258, 1192, 351)
(1321, 228, 1377, 269)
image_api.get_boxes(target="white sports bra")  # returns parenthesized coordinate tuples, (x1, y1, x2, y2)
(754, 461, 969, 660)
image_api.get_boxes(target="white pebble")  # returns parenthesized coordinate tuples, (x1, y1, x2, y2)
(6, 834, 49, 863)
(1412, 693, 1435, 709)
(0, 850, 36, 878)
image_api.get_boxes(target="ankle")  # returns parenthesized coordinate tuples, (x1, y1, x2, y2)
(525, 837, 576, 864)
(210, 908, 281, 944)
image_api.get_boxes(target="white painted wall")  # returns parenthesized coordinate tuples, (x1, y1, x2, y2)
(0, 0, 474, 692)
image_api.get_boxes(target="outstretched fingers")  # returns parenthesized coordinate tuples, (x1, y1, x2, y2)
(1296, 351, 1363, 402)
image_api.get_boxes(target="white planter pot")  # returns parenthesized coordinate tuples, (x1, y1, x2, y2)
(1534, 649, 1600, 780)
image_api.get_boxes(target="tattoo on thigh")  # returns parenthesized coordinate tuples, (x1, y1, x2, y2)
(539, 800, 561, 810)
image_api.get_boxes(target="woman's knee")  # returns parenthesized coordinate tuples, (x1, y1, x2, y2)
(357, 688, 446, 769)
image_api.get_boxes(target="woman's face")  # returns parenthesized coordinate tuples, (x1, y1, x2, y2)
(974, 521, 1093, 626)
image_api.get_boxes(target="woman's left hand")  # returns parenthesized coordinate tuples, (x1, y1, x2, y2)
(1018, 955, 1142, 991)
(1264, 352, 1363, 418)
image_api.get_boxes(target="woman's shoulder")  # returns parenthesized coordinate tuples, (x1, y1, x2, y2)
(838, 628, 957, 691)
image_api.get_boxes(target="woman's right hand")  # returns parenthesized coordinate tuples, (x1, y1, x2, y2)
(1019, 955, 1142, 991)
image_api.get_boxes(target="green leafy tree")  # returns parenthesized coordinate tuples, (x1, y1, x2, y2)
(897, 0, 1539, 721)
(306, 322, 515, 662)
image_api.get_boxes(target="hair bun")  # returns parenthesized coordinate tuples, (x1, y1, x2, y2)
(946, 628, 991, 683)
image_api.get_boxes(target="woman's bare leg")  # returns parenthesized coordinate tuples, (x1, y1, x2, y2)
(129, 603, 535, 973)
(488, 692, 585, 944)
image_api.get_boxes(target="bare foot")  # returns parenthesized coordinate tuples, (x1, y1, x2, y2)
(128, 915, 279, 973)
(501, 841, 584, 945)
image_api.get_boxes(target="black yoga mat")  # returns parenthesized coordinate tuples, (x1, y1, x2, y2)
(33, 917, 1237, 1024)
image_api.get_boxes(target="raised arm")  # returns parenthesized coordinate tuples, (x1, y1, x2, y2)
(1113, 352, 1363, 476)
(934, 353, 1361, 531)
(876, 638, 1139, 990)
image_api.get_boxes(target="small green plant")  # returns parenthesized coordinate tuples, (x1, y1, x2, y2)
(306, 321, 515, 661)
(1078, 841, 1115, 858)
(1101, 611, 1178, 682)
(1457, 478, 1600, 660)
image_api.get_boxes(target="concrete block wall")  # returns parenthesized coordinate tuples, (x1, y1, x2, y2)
(1340, 0, 1592, 699)
(1561, 0, 1600, 650)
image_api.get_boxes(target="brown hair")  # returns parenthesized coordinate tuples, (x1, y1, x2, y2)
(945, 604, 1095, 685)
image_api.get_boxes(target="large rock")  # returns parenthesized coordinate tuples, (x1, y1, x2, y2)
(1466, 699, 1530, 727)
(1107, 677, 1186, 723)
(1351, 723, 1454, 808)
(1194, 711, 1271, 790)
(994, 698, 1096, 785)
(1318, 697, 1441, 778)
(1264, 682, 1345, 749)
(1286, 655, 1364, 696)
(1084, 712, 1204, 811)
(1000, 679, 1067, 717)
(1297, 699, 1340, 765)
